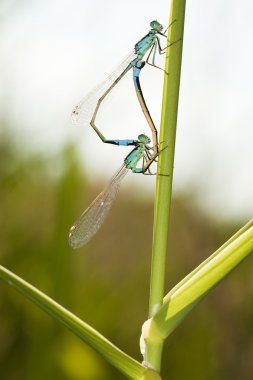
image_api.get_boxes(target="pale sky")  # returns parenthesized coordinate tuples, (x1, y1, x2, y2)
(0, 0, 252, 221)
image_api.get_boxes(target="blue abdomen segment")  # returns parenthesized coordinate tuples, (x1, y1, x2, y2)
(106, 139, 137, 146)
(133, 61, 145, 78)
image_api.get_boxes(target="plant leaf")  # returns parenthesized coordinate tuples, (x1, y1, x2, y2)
(0, 264, 158, 380)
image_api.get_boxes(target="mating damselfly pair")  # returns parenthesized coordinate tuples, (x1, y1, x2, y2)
(69, 20, 178, 248)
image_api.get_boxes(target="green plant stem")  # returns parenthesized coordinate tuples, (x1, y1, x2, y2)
(0, 265, 160, 380)
(142, 220, 253, 376)
(146, 0, 186, 372)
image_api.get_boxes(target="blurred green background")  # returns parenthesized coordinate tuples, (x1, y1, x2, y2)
(1, 1, 253, 378)
(1, 126, 253, 380)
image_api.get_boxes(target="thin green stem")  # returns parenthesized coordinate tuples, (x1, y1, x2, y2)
(145, 0, 186, 372)
(149, 0, 186, 319)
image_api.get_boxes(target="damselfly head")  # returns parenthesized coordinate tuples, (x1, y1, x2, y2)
(150, 20, 163, 32)
(138, 134, 151, 144)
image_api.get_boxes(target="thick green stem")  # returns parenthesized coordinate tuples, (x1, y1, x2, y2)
(146, 0, 186, 371)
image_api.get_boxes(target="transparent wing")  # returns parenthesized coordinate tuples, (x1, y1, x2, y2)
(69, 164, 129, 249)
(71, 50, 137, 128)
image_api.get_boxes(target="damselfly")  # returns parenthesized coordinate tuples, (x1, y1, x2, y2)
(72, 20, 178, 150)
(69, 134, 159, 248)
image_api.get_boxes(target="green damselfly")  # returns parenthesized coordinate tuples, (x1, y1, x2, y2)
(69, 134, 159, 248)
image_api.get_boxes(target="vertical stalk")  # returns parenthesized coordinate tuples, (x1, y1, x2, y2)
(146, 0, 186, 371)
